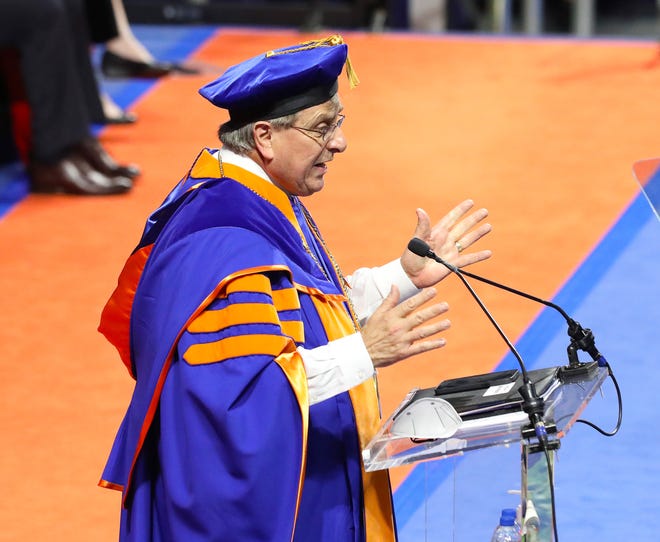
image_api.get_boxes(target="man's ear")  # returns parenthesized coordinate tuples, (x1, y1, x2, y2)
(253, 121, 274, 159)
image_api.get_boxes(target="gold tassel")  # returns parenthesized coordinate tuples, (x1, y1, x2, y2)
(266, 35, 343, 57)
(344, 54, 360, 89)
(266, 34, 360, 89)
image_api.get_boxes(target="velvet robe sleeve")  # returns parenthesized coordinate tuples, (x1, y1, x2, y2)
(147, 270, 308, 541)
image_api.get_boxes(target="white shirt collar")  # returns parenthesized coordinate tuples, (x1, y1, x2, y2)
(214, 147, 272, 184)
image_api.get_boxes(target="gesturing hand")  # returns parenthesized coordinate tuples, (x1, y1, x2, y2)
(361, 285, 450, 369)
(401, 200, 492, 289)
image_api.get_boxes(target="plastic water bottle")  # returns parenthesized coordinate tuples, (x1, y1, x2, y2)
(491, 508, 522, 542)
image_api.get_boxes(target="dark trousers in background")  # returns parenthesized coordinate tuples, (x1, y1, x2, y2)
(0, 0, 103, 164)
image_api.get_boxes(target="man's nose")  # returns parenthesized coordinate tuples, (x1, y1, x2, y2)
(326, 126, 347, 153)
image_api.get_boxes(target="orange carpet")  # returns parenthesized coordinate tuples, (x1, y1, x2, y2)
(0, 29, 658, 540)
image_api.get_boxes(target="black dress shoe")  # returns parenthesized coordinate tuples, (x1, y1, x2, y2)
(69, 153, 134, 192)
(74, 137, 141, 180)
(101, 50, 199, 79)
(28, 157, 132, 196)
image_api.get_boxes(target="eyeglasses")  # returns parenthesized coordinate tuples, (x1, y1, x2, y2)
(291, 114, 345, 144)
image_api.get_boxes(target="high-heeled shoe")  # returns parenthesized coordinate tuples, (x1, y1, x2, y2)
(101, 50, 198, 79)
(102, 110, 138, 125)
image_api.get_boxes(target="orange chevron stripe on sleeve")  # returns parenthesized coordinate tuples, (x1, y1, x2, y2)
(224, 272, 271, 296)
(187, 303, 279, 333)
(281, 320, 305, 343)
(271, 286, 301, 311)
(182, 334, 292, 365)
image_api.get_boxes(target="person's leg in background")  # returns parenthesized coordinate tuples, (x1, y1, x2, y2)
(99, 0, 199, 78)
(0, 0, 138, 195)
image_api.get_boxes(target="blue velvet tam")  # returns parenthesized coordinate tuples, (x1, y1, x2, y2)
(199, 35, 359, 125)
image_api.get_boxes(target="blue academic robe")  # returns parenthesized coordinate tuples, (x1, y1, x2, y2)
(99, 149, 396, 541)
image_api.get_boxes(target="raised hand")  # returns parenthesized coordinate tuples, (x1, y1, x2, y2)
(401, 200, 492, 289)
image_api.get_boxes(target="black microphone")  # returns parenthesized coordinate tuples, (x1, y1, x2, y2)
(407, 237, 556, 445)
(407, 237, 605, 376)
(407, 238, 531, 378)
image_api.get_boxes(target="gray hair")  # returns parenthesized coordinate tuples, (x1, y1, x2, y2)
(218, 94, 341, 155)
(218, 114, 296, 155)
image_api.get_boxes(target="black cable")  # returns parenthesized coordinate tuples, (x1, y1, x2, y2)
(574, 363, 623, 437)
(544, 446, 560, 542)
(536, 362, 622, 542)
(531, 364, 624, 542)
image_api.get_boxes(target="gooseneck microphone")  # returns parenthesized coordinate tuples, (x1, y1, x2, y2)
(407, 238, 606, 375)
(407, 237, 558, 444)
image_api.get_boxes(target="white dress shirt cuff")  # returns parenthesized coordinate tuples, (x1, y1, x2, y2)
(299, 333, 375, 405)
(349, 259, 420, 323)
(372, 259, 420, 300)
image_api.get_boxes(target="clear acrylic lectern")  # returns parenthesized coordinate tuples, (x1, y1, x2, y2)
(363, 366, 609, 541)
